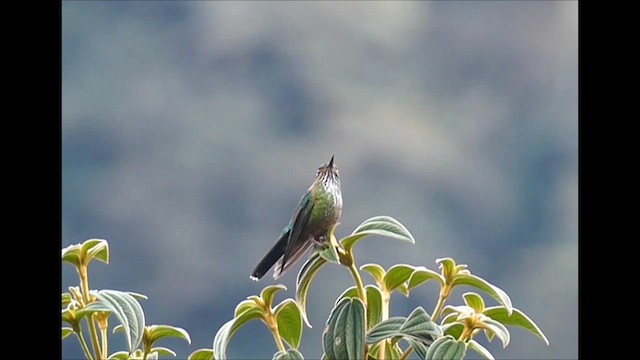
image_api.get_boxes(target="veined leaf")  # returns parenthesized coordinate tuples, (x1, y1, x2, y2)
(323, 298, 366, 360)
(366, 317, 406, 344)
(275, 299, 303, 349)
(483, 306, 549, 345)
(452, 274, 513, 315)
(295, 252, 328, 328)
(407, 266, 445, 292)
(318, 243, 341, 264)
(442, 322, 464, 339)
(213, 307, 262, 360)
(96, 290, 146, 353)
(336, 285, 383, 329)
(479, 318, 510, 348)
(272, 348, 304, 360)
(188, 348, 214, 360)
(405, 338, 428, 360)
(467, 340, 495, 359)
(425, 335, 466, 360)
(399, 307, 441, 341)
(144, 325, 191, 348)
(341, 216, 415, 253)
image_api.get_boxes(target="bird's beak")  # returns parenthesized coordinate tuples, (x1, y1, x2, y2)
(328, 155, 335, 168)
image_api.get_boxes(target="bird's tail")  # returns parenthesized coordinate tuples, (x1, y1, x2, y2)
(250, 231, 288, 281)
(273, 240, 313, 279)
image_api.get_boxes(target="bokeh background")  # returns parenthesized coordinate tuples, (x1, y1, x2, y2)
(62, 1, 577, 359)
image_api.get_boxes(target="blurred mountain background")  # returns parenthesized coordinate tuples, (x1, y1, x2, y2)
(62, 1, 577, 359)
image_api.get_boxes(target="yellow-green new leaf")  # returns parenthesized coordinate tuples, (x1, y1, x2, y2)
(483, 306, 549, 345)
(261, 284, 287, 309)
(383, 264, 415, 294)
(462, 292, 485, 314)
(213, 307, 263, 360)
(295, 252, 328, 328)
(275, 299, 303, 349)
(188, 348, 214, 360)
(62, 327, 74, 340)
(144, 325, 191, 348)
(407, 266, 444, 291)
(360, 264, 386, 287)
(341, 216, 415, 253)
(234, 299, 262, 318)
(107, 351, 130, 360)
(82, 238, 109, 264)
(452, 274, 513, 315)
(150, 347, 177, 357)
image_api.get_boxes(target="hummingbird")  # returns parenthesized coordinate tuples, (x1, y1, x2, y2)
(250, 155, 343, 281)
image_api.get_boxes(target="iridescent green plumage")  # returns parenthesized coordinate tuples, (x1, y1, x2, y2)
(251, 155, 342, 280)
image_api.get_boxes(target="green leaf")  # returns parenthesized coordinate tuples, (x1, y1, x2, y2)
(323, 298, 366, 360)
(467, 340, 495, 359)
(360, 264, 386, 286)
(441, 312, 458, 325)
(127, 292, 149, 301)
(295, 252, 328, 328)
(451, 274, 513, 315)
(113, 324, 124, 333)
(261, 284, 288, 309)
(341, 216, 415, 253)
(441, 322, 464, 339)
(365, 285, 383, 328)
(318, 243, 341, 264)
(107, 351, 130, 360)
(383, 264, 415, 294)
(234, 299, 262, 318)
(407, 266, 445, 291)
(483, 306, 549, 345)
(336, 285, 383, 329)
(188, 348, 214, 360)
(435, 258, 456, 281)
(274, 299, 303, 349)
(96, 290, 146, 353)
(62, 327, 74, 340)
(366, 317, 405, 344)
(144, 325, 191, 348)
(213, 307, 263, 360)
(61, 243, 82, 267)
(384, 342, 403, 360)
(480, 318, 510, 348)
(82, 238, 109, 264)
(425, 335, 466, 360)
(462, 292, 485, 314)
(406, 338, 428, 359)
(73, 301, 113, 321)
(150, 347, 177, 357)
(399, 307, 442, 342)
(62, 293, 72, 308)
(272, 348, 305, 360)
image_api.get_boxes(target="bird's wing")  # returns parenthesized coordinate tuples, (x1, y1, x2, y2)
(280, 191, 314, 269)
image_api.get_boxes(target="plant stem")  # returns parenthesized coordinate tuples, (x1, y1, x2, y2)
(86, 316, 103, 360)
(399, 346, 413, 360)
(75, 327, 94, 360)
(431, 285, 451, 322)
(98, 318, 109, 358)
(378, 291, 390, 360)
(348, 262, 367, 307)
(267, 317, 287, 352)
(77, 265, 103, 359)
